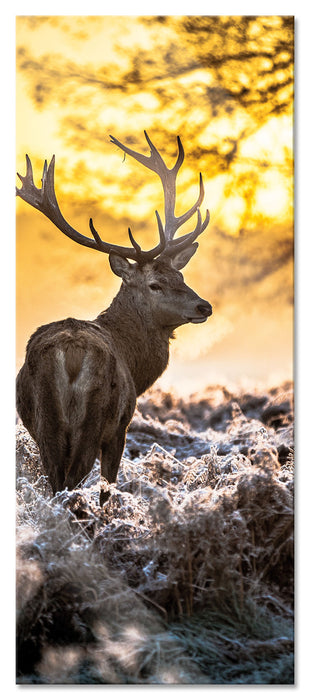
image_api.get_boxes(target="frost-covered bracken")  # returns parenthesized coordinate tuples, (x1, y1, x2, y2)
(16, 382, 294, 685)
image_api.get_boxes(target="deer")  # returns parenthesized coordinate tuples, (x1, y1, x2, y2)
(16, 131, 212, 506)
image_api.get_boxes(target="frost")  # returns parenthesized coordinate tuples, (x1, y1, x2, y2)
(16, 382, 294, 685)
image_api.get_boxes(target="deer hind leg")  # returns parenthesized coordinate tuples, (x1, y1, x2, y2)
(63, 411, 104, 491)
(100, 419, 128, 506)
(64, 439, 100, 492)
(39, 428, 70, 495)
(39, 399, 101, 494)
(51, 346, 103, 492)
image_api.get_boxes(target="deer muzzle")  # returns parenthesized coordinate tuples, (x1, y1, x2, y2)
(188, 300, 212, 324)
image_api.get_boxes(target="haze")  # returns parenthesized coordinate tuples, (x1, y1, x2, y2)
(16, 16, 294, 394)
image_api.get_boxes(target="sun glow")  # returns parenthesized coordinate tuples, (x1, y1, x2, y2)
(254, 170, 291, 221)
(16, 15, 294, 389)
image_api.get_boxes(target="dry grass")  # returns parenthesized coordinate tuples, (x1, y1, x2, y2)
(16, 382, 294, 684)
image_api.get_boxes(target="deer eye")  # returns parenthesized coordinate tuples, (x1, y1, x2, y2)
(149, 282, 162, 292)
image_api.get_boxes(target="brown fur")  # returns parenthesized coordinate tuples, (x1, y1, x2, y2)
(64, 343, 85, 384)
(17, 256, 212, 505)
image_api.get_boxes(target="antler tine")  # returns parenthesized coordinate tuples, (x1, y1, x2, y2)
(110, 132, 208, 249)
(16, 153, 31, 185)
(172, 209, 210, 256)
(128, 227, 141, 254)
(143, 130, 185, 176)
(17, 155, 98, 251)
(42, 158, 48, 185)
(16, 154, 41, 209)
(174, 172, 204, 229)
(109, 133, 154, 172)
(164, 210, 203, 257)
(167, 209, 210, 254)
(89, 213, 167, 263)
(171, 135, 185, 175)
(200, 208, 211, 234)
(124, 211, 166, 263)
(88, 218, 141, 260)
(154, 210, 166, 248)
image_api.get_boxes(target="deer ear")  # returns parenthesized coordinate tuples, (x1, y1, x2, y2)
(109, 253, 133, 282)
(169, 242, 198, 270)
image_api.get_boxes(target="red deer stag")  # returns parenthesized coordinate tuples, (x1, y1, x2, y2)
(16, 132, 212, 505)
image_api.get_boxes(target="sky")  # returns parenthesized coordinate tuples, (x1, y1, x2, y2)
(15, 14, 294, 393)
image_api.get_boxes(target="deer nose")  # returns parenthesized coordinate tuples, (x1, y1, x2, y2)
(196, 302, 212, 317)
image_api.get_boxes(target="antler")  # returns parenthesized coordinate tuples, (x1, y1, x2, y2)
(109, 131, 210, 258)
(16, 132, 210, 264)
(16, 154, 166, 262)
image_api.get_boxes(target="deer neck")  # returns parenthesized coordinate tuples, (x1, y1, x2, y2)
(95, 287, 171, 396)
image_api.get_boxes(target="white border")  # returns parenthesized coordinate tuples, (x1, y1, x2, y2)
(3, 4, 310, 697)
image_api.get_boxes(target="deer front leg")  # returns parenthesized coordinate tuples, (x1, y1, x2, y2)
(100, 422, 128, 506)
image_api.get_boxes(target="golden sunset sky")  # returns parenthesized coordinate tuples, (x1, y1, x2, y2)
(16, 15, 294, 393)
